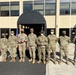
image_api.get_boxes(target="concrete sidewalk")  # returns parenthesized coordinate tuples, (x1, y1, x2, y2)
(46, 43, 76, 75)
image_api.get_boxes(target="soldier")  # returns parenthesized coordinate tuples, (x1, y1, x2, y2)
(47, 29, 58, 64)
(73, 36, 76, 65)
(27, 28, 37, 64)
(59, 31, 70, 65)
(8, 31, 18, 62)
(37, 30, 48, 64)
(0, 33, 7, 62)
(18, 29, 27, 62)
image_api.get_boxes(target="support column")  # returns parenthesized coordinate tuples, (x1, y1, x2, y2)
(0, 28, 1, 38)
(55, 0, 60, 38)
(19, 0, 23, 15)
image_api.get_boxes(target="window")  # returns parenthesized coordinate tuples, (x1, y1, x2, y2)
(71, 0, 76, 15)
(34, 0, 44, 15)
(10, 2, 19, 16)
(45, 0, 56, 15)
(60, 0, 70, 15)
(0, 2, 9, 16)
(23, 1, 33, 12)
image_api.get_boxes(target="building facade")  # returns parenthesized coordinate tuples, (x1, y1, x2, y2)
(0, 0, 76, 39)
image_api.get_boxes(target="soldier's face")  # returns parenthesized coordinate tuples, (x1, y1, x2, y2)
(21, 31, 24, 33)
(30, 29, 34, 33)
(51, 32, 54, 34)
(41, 33, 43, 36)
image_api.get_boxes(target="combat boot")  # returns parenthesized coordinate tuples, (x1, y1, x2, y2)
(29, 58, 32, 62)
(22, 58, 25, 62)
(43, 61, 46, 64)
(74, 60, 76, 65)
(10, 58, 13, 62)
(32, 59, 35, 64)
(47, 60, 50, 63)
(13, 57, 16, 62)
(3, 58, 6, 62)
(58, 60, 62, 65)
(37, 60, 41, 64)
(66, 60, 69, 65)
(54, 59, 56, 64)
(19, 57, 23, 62)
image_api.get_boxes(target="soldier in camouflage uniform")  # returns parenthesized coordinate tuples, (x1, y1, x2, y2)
(8, 31, 18, 62)
(73, 36, 76, 65)
(18, 29, 27, 62)
(27, 28, 37, 64)
(37, 30, 48, 64)
(47, 29, 58, 64)
(0, 33, 7, 62)
(59, 31, 70, 65)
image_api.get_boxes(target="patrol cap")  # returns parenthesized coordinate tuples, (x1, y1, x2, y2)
(50, 29, 54, 32)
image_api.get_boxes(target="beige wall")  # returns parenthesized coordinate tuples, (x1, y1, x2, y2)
(60, 15, 76, 28)
(44, 16, 55, 28)
(0, 0, 19, 2)
(0, 17, 18, 28)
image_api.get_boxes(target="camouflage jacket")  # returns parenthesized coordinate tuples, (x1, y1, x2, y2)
(0, 38, 7, 49)
(27, 33, 37, 47)
(59, 35, 70, 47)
(48, 34, 58, 46)
(18, 33, 27, 44)
(37, 35, 48, 46)
(8, 35, 18, 47)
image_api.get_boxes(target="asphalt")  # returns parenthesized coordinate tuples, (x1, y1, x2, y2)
(0, 50, 46, 75)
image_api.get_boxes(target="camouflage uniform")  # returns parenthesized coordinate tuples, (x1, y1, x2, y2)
(73, 36, 76, 65)
(59, 31, 70, 64)
(28, 33, 37, 64)
(37, 31, 48, 64)
(0, 33, 7, 62)
(47, 30, 58, 64)
(8, 31, 18, 62)
(18, 29, 27, 62)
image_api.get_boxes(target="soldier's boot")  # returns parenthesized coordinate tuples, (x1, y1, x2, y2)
(22, 58, 25, 62)
(54, 58, 56, 64)
(47, 60, 50, 63)
(3, 58, 6, 62)
(32, 59, 35, 64)
(66, 60, 69, 65)
(10, 58, 13, 62)
(13, 57, 16, 62)
(29, 58, 32, 62)
(37, 60, 41, 64)
(74, 60, 76, 65)
(19, 57, 23, 62)
(58, 60, 62, 65)
(43, 61, 46, 64)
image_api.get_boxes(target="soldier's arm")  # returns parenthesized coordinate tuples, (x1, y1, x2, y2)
(43, 37, 48, 46)
(73, 36, 76, 44)
(68, 37, 71, 43)
(37, 37, 41, 46)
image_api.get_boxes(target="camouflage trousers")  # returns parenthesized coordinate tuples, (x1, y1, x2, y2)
(60, 46, 68, 60)
(47, 45, 56, 61)
(1, 49, 7, 59)
(38, 46, 46, 61)
(29, 47, 36, 60)
(74, 45, 76, 60)
(18, 43, 26, 58)
(9, 47, 17, 58)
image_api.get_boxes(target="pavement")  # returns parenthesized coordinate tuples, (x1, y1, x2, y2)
(46, 43, 76, 75)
